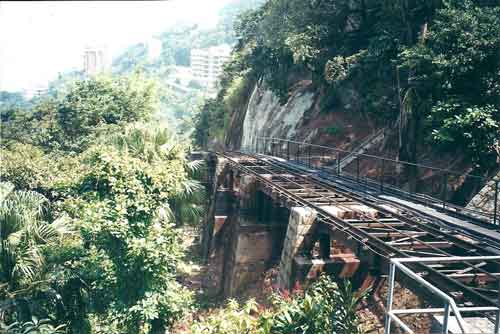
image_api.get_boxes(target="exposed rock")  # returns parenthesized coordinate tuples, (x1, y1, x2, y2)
(240, 81, 317, 150)
(467, 170, 500, 216)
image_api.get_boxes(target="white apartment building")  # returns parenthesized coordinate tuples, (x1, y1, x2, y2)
(83, 45, 110, 76)
(190, 44, 231, 90)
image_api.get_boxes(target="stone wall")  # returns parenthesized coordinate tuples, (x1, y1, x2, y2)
(223, 221, 287, 297)
(467, 170, 499, 217)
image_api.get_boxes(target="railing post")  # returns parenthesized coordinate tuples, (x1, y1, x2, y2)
(308, 145, 312, 167)
(494, 180, 498, 226)
(287, 141, 290, 160)
(337, 152, 341, 175)
(495, 280, 500, 334)
(442, 302, 450, 334)
(356, 156, 360, 182)
(380, 159, 385, 192)
(442, 173, 448, 209)
(384, 262, 396, 334)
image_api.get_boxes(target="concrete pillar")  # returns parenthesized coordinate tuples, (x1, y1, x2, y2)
(278, 203, 381, 290)
(239, 174, 258, 212)
(278, 206, 317, 290)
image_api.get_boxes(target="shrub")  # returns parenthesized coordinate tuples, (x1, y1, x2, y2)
(191, 299, 262, 334)
(263, 277, 366, 334)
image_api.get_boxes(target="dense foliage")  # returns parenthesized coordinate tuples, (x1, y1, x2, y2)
(0, 76, 203, 333)
(194, 0, 499, 168)
(1, 74, 156, 152)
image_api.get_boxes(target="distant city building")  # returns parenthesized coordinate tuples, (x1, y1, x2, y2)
(190, 44, 231, 91)
(83, 45, 110, 76)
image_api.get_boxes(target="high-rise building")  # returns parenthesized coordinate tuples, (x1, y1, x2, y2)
(190, 44, 231, 91)
(83, 45, 110, 76)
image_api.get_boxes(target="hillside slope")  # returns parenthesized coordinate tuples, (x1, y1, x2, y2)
(195, 0, 499, 208)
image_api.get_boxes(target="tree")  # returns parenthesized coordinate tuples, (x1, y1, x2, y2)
(57, 74, 156, 150)
(399, 2, 500, 167)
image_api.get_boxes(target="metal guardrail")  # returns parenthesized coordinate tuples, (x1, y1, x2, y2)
(248, 137, 498, 226)
(385, 256, 500, 334)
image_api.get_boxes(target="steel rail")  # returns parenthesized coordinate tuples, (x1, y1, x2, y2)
(254, 154, 492, 256)
(218, 151, 500, 307)
(251, 153, 500, 286)
(255, 137, 495, 223)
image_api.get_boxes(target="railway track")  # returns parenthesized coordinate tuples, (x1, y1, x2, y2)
(219, 151, 500, 312)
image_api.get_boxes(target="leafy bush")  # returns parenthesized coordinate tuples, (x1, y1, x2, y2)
(428, 102, 499, 164)
(264, 277, 366, 334)
(1, 69, 205, 333)
(0, 143, 84, 201)
(191, 299, 262, 334)
(0, 182, 74, 329)
(1, 126, 199, 333)
(189, 277, 366, 334)
(58, 130, 195, 333)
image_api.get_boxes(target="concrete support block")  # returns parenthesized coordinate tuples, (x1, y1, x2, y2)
(278, 207, 317, 290)
(239, 175, 257, 209)
(224, 223, 287, 297)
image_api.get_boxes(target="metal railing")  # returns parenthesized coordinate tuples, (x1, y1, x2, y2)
(246, 137, 498, 226)
(385, 256, 500, 334)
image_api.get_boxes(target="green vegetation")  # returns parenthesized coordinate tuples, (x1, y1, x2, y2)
(1, 73, 361, 334)
(5, 0, 498, 332)
(195, 0, 500, 169)
(190, 277, 366, 334)
(0, 75, 201, 333)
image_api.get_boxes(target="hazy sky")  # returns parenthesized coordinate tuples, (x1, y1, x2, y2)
(0, 0, 232, 92)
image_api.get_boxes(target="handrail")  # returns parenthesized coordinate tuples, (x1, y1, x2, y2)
(338, 128, 386, 167)
(258, 136, 487, 180)
(385, 256, 500, 334)
(252, 136, 498, 225)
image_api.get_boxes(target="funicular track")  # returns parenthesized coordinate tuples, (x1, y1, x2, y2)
(219, 151, 500, 315)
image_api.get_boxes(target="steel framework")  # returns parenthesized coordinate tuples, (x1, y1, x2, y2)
(217, 151, 500, 332)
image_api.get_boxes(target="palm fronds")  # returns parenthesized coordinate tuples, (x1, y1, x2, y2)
(0, 182, 72, 293)
(102, 124, 207, 227)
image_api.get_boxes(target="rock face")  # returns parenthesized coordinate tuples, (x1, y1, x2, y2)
(240, 82, 316, 151)
(466, 170, 500, 216)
